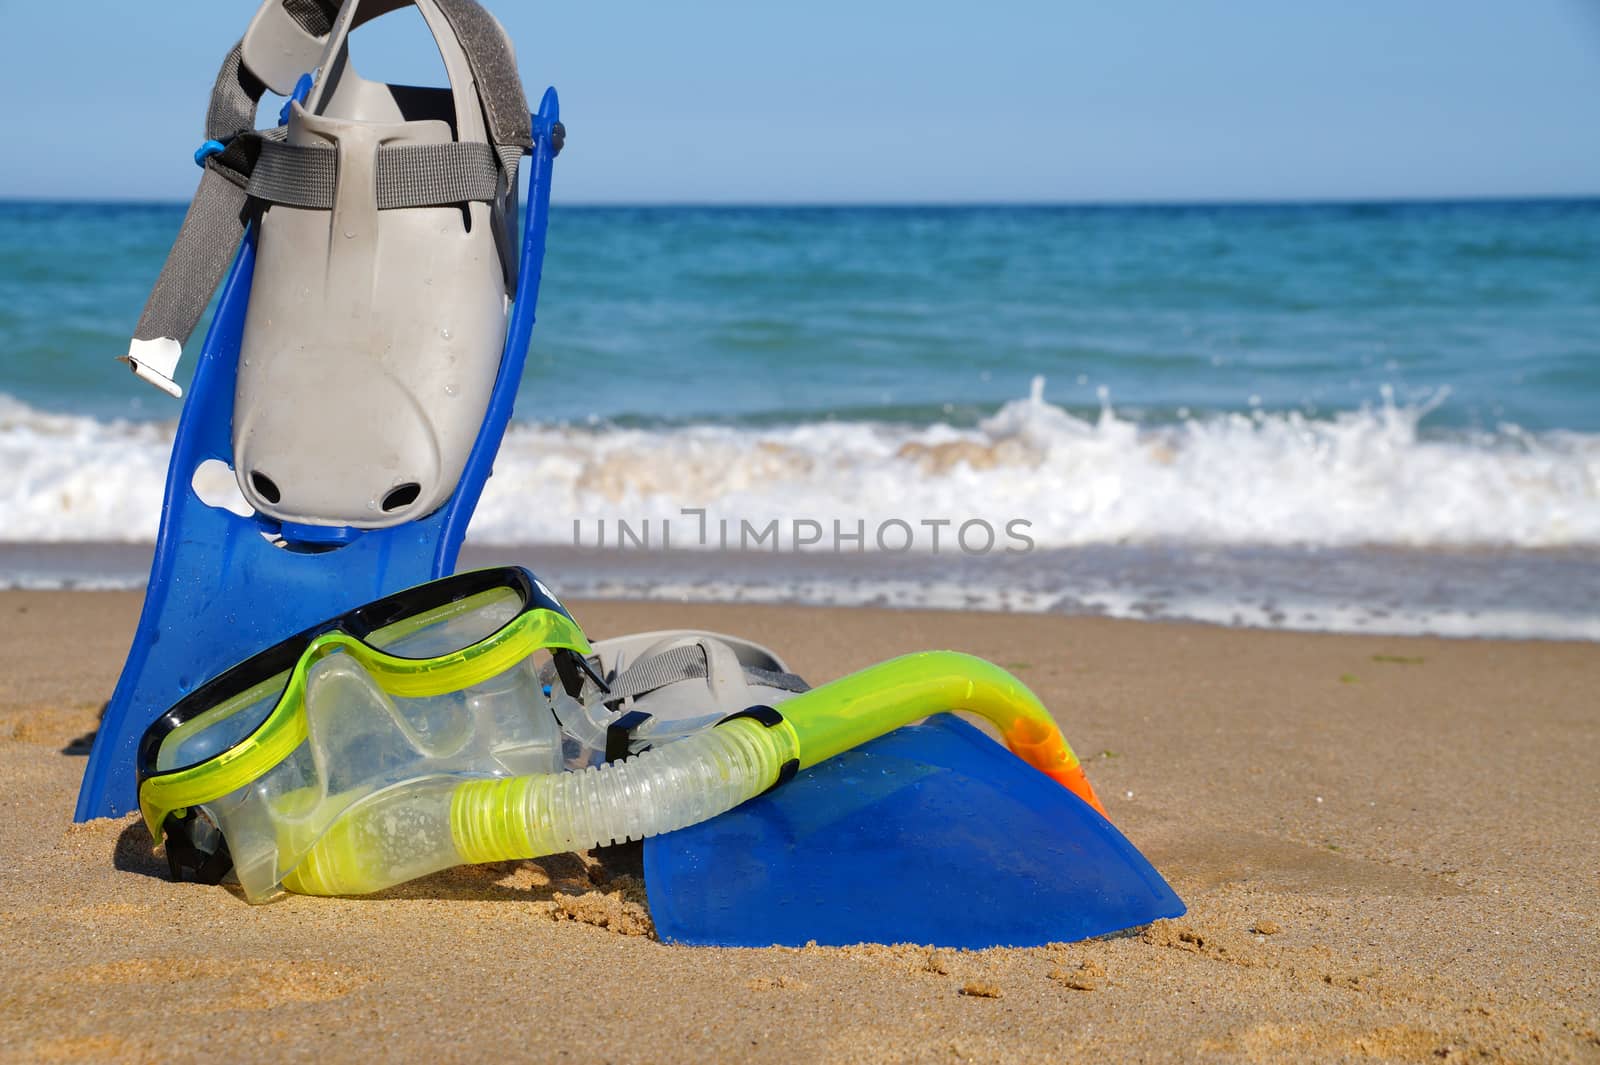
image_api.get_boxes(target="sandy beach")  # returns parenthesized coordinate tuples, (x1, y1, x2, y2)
(1, 589, 1596, 1063)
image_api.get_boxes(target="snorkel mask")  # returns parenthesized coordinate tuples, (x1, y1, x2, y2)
(139, 567, 1104, 902)
(137, 567, 597, 899)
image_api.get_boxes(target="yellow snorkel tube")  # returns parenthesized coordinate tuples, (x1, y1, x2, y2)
(284, 651, 1101, 898)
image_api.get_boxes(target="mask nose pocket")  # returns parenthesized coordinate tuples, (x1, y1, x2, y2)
(303, 654, 473, 789)
(467, 659, 562, 777)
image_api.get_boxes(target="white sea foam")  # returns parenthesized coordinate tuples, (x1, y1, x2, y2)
(1, 380, 1597, 548)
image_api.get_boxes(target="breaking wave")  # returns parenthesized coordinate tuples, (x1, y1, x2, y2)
(2, 379, 1597, 549)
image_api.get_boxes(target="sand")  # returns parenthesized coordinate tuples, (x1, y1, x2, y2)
(1, 589, 1597, 1063)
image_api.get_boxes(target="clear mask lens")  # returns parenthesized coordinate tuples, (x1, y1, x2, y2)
(363, 586, 525, 658)
(156, 671, 292, 773)
(155, 588, 529, 775)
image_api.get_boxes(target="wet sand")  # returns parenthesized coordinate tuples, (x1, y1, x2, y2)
(1, 589, 1597, 1063)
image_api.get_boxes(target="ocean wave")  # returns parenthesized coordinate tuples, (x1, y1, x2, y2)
(1, 381, 1597, 548)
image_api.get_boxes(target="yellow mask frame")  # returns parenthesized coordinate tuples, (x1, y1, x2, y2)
(136, 567, 590, 848)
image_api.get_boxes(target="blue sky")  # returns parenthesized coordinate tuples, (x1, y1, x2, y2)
(2, 0, 1598, 203)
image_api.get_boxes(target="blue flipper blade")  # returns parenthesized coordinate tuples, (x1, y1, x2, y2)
(643, 714, 1185, 948)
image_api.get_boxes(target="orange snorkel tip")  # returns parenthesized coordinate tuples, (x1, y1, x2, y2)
(1046, 763, 1107, 818)
(1001, 716, 1109, 817)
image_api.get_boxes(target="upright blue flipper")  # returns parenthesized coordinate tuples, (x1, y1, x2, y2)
(75, 92, 563, 821)
(644, 715, 1184, 948)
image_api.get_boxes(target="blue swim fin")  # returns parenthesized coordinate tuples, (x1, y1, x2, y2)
(643, 714, 1184, 948)
(75, 86, 564, 822)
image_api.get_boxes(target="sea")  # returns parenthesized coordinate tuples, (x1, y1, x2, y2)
(2, 198, 1597, 639)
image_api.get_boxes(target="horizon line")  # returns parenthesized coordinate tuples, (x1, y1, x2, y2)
(3, 192, 1599, 211)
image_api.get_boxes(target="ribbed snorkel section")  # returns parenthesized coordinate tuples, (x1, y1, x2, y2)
(452, 717, 795, 864)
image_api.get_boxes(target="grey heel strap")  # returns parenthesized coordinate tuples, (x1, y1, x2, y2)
(120, 0, 536, 398)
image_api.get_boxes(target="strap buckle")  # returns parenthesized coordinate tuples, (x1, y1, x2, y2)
(119, 338, 184, 399)
(193, 139, 229, 168)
